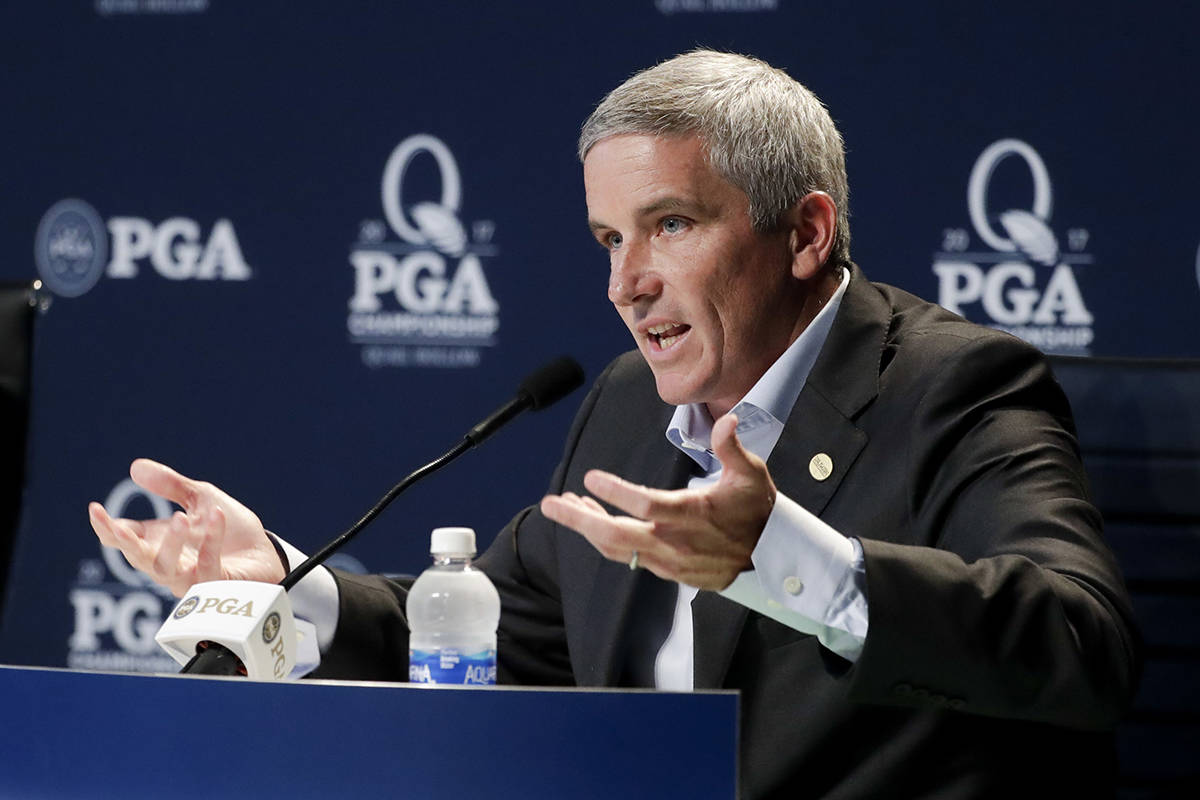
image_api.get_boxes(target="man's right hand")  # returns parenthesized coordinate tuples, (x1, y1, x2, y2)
(88, 458, 286, 597)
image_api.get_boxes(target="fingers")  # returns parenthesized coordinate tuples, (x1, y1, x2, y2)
(89, 502, 122, 548)
(540, 492, 651, 561)
(193, 506, 227, 584)
(582, 469, 677, 520)
(712, 415, 776, 513)
(710, 413, 756, 475)
(89, 496, 231, 596)
(90, 502, 151, 562)
(154, 507, 229, 595)
(578, 495, 607, 514)
(543, 417, 771, 588)
(129, 458, 200, 509)
(152, 512, 188, 579)
(540, 492, 610, 537)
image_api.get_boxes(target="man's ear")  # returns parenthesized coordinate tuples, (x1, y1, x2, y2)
(784, 192, 838, 281)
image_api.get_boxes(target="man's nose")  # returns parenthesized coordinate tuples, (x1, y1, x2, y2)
(607, 242, 661, 306)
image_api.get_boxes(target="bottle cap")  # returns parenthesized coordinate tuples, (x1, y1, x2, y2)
(430, 527, 476, 555)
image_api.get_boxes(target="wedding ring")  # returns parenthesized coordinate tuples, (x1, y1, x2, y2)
(628, 550, 640, 571)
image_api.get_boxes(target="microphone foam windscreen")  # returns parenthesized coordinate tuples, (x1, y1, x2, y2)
(519, 356, 585, 410)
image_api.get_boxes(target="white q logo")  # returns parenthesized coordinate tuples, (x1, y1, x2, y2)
(381, 134, 467, 256)
(968, 139, 1059, 266)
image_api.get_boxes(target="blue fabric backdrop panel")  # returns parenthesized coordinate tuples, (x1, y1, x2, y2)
(1, 1, 1197, 671)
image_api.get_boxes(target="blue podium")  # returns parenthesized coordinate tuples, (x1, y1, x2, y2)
(0, 665, 738, 798)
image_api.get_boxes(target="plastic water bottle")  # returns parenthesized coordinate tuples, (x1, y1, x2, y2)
(406, 527, 500, 685)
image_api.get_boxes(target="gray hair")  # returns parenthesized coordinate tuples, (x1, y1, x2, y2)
(579, 49, 850, 268)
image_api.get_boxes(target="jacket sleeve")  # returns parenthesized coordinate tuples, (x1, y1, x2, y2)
(846, 333, 1141, 729)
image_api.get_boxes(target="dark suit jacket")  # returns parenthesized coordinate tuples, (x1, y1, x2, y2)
(316, 266, 1140, 799)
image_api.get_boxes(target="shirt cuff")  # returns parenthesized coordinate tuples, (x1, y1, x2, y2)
(270, 534, 340, 654)
(718, 491, 868, 662)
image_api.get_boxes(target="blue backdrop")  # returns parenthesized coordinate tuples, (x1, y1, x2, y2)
(1, 1, 1197, 672)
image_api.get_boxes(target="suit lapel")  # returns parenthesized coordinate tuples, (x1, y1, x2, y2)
(770, 265, 890, 514)
(695, 266, 891, 689)
(767, 392, 868, 516)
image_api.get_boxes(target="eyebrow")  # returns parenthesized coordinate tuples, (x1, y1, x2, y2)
(587, 196, 710, 233)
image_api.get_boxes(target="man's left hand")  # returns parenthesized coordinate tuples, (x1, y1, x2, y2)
(540, 414, 776, 590)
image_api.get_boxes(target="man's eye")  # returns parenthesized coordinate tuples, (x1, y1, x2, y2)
(661, 217, 685, 234)
(606, 232, 623, 250)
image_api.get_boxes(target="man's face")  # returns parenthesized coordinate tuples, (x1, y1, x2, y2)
(583, 134, 811, 418)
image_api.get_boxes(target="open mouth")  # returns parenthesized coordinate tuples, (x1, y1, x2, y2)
(647, 321, 691, 352)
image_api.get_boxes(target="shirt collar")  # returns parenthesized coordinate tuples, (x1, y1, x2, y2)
(666, 267, 850, 471)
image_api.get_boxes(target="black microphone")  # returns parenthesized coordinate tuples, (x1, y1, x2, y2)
(467, 356, 585, 445)
(279, 356, 584, 591)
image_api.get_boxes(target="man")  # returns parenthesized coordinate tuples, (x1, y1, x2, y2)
(91, 51, 1139, 797)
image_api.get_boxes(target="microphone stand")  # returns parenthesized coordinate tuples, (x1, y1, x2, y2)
(280, 437, 473, 591)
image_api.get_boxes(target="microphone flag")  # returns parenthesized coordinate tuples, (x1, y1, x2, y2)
(156, 580, 319, 680)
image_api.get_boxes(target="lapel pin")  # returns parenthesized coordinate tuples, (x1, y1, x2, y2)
(809, 453, 833, 481)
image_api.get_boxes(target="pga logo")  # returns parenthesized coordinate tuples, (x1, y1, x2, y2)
(107, 217, 251, 281)
(349, 250, 495, 315)
(348, 134, 498, 317)
(932, 140, 1094, 351)
(35, 199, 252, 298)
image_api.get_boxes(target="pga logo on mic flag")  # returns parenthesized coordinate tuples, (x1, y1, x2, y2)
(156, 580, 316, 681)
